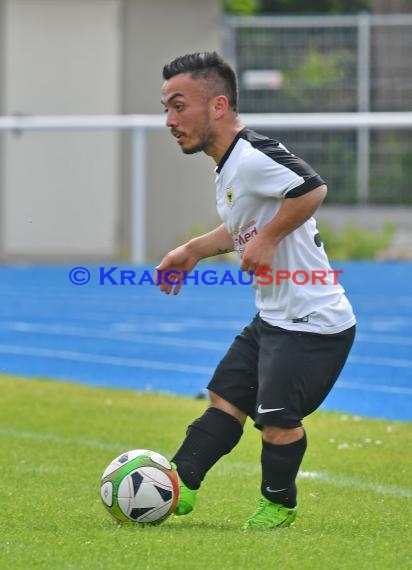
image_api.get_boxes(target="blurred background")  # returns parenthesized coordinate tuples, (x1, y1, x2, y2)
(0, 0, 411, 421)
(0, 0, 411, 263)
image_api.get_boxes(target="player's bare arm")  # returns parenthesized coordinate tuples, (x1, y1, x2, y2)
(156, 224, 234, 295)
(240, 184, 327, 272)
(187, 223, 234, 259)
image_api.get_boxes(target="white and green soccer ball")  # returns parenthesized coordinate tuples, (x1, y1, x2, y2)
(100, 449, 179, 525)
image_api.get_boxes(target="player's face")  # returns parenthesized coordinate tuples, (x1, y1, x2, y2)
(161, 74, 216, 155)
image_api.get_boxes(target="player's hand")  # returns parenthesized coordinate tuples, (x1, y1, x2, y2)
(155, 245, 199, 295)
(239, 234, 275, 273)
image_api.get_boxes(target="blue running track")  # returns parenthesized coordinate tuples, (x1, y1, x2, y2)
(0, 261, 411, 422)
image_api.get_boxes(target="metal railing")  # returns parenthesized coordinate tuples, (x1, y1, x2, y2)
(1, 112, 411, 261)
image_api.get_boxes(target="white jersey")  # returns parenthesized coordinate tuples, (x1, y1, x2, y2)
(215, 128, 356, 334)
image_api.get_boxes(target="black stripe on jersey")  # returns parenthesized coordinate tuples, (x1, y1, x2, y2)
(285, 176, 325, 198)
(232, 128, 325, 198)
(216, 130, 244, 174)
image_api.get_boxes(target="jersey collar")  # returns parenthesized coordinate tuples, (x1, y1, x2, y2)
(216, 128, 246, 174)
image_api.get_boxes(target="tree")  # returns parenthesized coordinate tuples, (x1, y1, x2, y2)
(223, 0, 259, 14)
(224, 0, 371, 14)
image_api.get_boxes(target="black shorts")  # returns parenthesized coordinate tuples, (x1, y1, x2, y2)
(207, 315, 356, 429)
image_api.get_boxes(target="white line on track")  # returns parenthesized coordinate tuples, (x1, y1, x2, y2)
(349, 355, 412, 369)
(0, 344, 214, 375)
(1, 427, 410, 499)
(1, 321, 225, 350)
(356, 333, 412, 346)
(337, 381, 412, 396)
(3, 321, 412, 357)
(0, 343, 411, 396)
(1, 318, 244, 333)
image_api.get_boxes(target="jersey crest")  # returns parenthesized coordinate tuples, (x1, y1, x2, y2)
(225, 187, 234, 208)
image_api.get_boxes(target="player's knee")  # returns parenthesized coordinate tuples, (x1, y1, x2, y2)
(262, 425, 304, 445)
(208, 390, 247, 426)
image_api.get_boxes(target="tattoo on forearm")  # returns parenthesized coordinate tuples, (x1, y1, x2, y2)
(214, 248, 231, 256)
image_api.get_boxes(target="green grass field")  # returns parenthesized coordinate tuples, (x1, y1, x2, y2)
(1, 375, 410, 570)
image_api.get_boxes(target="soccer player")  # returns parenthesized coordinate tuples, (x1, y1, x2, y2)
(157, 52, 356, 530)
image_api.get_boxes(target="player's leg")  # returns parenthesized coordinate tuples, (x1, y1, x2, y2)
(243, 425, 306, 529)
(244, 424, 306, 530)
(172, 397, 246, 515)
(172, 316, 261, 515)
(245, 320, 355, 530)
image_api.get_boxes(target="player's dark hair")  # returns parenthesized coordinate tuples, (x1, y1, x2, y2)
(162, 51, 238, 113)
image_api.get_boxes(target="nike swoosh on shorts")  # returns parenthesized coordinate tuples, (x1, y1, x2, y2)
(257, 405, 285, 414)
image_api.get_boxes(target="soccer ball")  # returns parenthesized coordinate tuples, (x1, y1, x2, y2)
(100, 449, 179, 525)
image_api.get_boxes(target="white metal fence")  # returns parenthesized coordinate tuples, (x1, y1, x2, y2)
(1, 112, 411, 262)
(224, 13, 412, 205)
(224, 13, 412, 113)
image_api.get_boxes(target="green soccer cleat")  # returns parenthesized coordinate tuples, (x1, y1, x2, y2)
(243, 496, 298, 530)
(172, 463, 198, 516)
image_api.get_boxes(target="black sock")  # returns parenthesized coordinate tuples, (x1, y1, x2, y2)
(172, 407, 243, 490)
(261, 432, 307, 508)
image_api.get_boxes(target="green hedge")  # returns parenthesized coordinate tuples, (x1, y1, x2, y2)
(318, 222, 396, 260)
